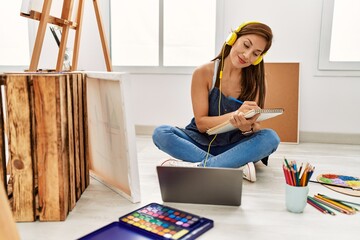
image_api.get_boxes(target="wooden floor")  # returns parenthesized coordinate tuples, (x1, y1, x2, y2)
(16, 135, 360, 240)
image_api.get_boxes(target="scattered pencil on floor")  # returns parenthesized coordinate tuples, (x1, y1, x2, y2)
(282, 158, 314, 186)
(307, 196, 335, 215)
(313, 194, 356, 215)
(307, 194, 359, 215)
(317, 193, 360, 209)
(307, 195, 336, 215)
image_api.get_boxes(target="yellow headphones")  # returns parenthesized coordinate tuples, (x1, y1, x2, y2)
(225, 21, 264, 65)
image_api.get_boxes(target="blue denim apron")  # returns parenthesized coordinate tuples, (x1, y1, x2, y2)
(181, 60, 245, 147)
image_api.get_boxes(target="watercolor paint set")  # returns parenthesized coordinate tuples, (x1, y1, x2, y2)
(78, 203, 214, 240)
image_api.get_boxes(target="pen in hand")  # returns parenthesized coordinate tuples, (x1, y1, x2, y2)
(228, 96, 244, 105)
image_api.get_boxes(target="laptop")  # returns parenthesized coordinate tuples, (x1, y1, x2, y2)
(156, 166, 243, 206)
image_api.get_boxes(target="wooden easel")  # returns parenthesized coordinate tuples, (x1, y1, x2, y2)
(21, 0, 112, 72)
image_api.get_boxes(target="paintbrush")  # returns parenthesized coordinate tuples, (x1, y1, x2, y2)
(309, 180, 360, 191)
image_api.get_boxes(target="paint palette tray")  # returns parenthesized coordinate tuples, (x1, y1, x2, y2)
(78, 203, 214, 240)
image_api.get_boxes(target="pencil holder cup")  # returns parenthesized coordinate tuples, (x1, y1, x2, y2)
(285, 184, 309, 213)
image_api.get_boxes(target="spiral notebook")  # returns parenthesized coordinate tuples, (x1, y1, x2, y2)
(206, 108, 284, 135)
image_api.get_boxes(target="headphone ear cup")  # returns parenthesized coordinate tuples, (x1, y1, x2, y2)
(252, 55, 263, 65)
(225, 32, 237, 46)
(225, 22, 251, 46)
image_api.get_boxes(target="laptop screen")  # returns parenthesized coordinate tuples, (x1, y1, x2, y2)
(156, 166, 243, 206)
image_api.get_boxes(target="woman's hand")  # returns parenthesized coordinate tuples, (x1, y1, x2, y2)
(251, 122, 261, 132)
(237, 101, 260, 114)
(229, 101, 261, 133)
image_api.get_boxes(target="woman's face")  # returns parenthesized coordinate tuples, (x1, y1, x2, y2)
(229, 34, 267, 68)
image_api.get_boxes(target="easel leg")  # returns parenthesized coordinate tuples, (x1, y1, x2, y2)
(56, 0, 75, 72)
(72, 0, 85, 71)
(93, 0, 112, 71)
(29, 0, 53, 71)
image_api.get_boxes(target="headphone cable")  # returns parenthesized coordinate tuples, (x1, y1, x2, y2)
(203, 45, 226, 167)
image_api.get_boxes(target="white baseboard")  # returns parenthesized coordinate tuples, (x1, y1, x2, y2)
(135, 125, 360, 145)
(299, 131, 360, 145)
(135, 125, 156, 136)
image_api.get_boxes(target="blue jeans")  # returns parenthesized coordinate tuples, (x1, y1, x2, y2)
(152, 125, 280, 168)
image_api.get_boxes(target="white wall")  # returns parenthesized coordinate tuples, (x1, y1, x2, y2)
(131, 0, 360, 136)
(30, 0, 360, 139)
(220, 0, 360, 136)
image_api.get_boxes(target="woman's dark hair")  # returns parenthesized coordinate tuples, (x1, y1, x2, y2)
(213, 22, 273, 108)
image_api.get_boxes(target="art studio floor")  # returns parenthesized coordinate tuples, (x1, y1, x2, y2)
(16, 135, 360, 240)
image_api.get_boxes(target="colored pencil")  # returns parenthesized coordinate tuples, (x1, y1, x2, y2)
(317, 194, 355, 213)
(313, 195, 346, 214)
(326, 200, 358, 212)
(282, 159, 313, 186)
(298, 163, 303, 177)
(318, 193, 359, 211)
(282, 165, 290, 185)
(307, 196, 336, 215)
(300, 170, 308, 186)
(306, 166, 314, 183)
(307, 197, 327, 214)
(294, 163, 300, 186)
(284, 157, 291, 169)
(287, 167, 294, 186)
(317, 193, 360, 208)
(291, 168, 296, 186)
(285, 165, 294, 186)
(313, 195, 355, 215)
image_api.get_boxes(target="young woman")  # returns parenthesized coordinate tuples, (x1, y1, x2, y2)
(152, 22, 280, 182)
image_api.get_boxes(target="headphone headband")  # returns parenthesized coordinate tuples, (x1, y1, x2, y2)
(225, 21, 264, 65)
